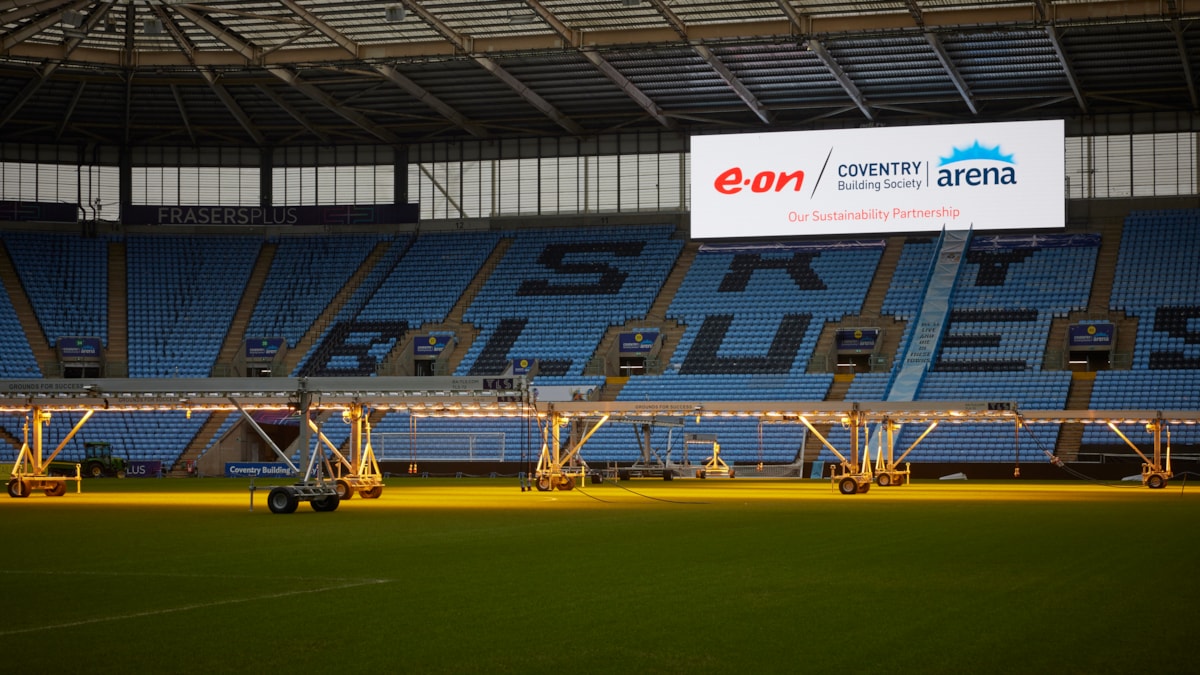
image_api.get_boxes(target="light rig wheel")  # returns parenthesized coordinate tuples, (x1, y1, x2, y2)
(360, 486, 383, 499)
(267, 487, 299, 514)
(876, 473, 892, 487)
(838, 477, 860, 495)
(7, 478, 31, 499)
(1146, 474, 1167, 489)
(310, 495, 340, 512)
(335, 479, 353, 500)
(44, 482, 67, 497)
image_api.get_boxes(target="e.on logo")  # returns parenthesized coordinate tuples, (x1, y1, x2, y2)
(713, 167, 805, 195)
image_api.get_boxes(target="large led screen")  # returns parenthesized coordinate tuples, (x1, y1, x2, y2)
(690, 120, 1065, 238)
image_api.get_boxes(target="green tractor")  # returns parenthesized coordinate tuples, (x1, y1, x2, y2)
(48, 441, 126, 478)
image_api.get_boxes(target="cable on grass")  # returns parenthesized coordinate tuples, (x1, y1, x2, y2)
(1015, 412, 1144, 488)
(572, 485, 613, 504)
(599, 476, 709, 505)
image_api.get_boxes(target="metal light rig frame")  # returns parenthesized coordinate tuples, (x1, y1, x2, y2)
(2, 379, 1192, 498)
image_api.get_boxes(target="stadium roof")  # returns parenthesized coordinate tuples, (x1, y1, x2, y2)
(1, 0, 1198, 148)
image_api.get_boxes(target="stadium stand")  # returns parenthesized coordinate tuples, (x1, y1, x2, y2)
(0, 281, 40, 378)
(247, 233, 385, 348)
(456, 225, 682, 377)
(1, 230, 107, 347)
(293, 235, 413, 376)
(126, 235, 260, 378)
(1083, 209, 1200, 449)
(2, 214, 1198, 471)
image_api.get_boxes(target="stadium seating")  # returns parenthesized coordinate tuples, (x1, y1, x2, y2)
(0, 410, 208, 467)
(247, 233, 386, 348)
(0, 282, 40, 378)
(1, 230, 108, 347)
(293, 235, 412, 376)
(457, 225, 682, 377)
(619, 241, 880, 403)
(935, 233, 1098, 372)
(126, 235, 260, 377)
(5, 211, 1200, 469)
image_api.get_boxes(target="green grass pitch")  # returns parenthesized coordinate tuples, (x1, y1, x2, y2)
(1, 475, 1197, 674)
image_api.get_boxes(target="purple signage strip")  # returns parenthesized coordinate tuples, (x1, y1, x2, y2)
(122, 203, 419, 226)
(126, 460, 163, 478)
(0, 200, 78, 222)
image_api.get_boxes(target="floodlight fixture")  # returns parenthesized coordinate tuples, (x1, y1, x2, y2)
(62, 10, 86, 29)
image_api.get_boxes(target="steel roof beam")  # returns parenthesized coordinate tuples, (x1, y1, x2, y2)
(0, 0, 76, 36)
(176, 4, 400, 145)
(373, 64, 487, 138)
(647, 0, 772, 124)
(265, 65, 399, 144)
(526, 0, 673, 129)
(256, 83, 331, 144)
(0, 0, 114, 126)
(171, 3, 261, 64)
(1045, 25, 1088, 113)
(925, 33, 977, 115)
(904, 0, 977, 115)
(54, 79, 83, 140)
(806, 38, 873, 121)
(278, 0, 484, 138)
(170, 83, 196, 146)
(780, 1, 871, 121)
(150, 4, 265, 145)
(693, 44, 774, 124)
(0, 0, 90, 51)
(6, 1, 1196, 66)
(397, 0, 584, 136)
(1172, 22, 1199, 109)
(198, 67, 266, 146)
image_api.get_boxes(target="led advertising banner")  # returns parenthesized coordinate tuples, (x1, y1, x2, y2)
(619, 331, 659, 353)
(691, 120, 1065, 238)
(1068, 323, 1114, 350)
(58, 336, 103, 360)
(836, 329, 878, 352)
(414, 334, 451, 356)
(245, 337, 286, 361)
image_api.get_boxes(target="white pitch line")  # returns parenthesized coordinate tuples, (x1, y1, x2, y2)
(0, 577, 390, 637)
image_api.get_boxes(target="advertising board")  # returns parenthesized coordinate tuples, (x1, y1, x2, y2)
(691, 120, 1064, 238)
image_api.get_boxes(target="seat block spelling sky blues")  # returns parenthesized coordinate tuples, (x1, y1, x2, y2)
(1111, 210, 1200, 369)
(1, 230, 108, 347)
(936, 233, 1097, 372)
(247, 234, 386, 348)
(621, 240, 881, 398)
(458, 226, 682, 377)
(295, 235, 411, 376)
(298, 233, 501, 377)
(819, 371, 1070, 463)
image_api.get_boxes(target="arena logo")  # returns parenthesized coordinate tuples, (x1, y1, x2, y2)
(935, 140, 1017, 187)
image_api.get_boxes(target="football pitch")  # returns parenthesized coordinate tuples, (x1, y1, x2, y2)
(1, 475, 1197, 674)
